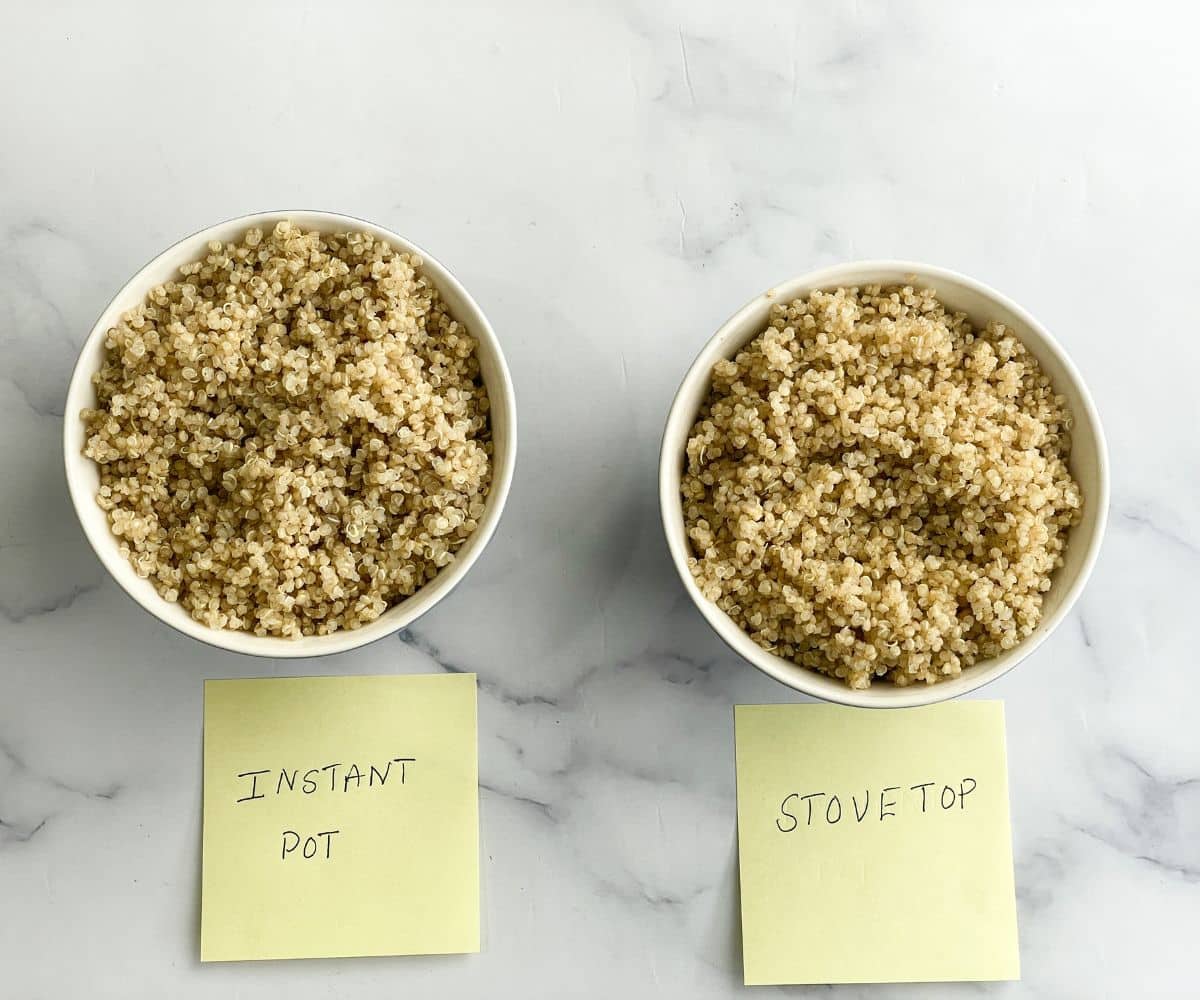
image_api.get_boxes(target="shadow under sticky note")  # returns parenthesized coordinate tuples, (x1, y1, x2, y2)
(734, 700, 1019, 985)
(200, 673, 479, 962)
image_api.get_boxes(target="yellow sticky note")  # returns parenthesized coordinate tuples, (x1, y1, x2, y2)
(734, 701, 1019, 985)
(201, 673, 479, 962)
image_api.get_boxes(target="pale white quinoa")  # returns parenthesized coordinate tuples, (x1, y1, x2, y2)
(82, 222, 491, 637)
(682, 285, 1081, 688)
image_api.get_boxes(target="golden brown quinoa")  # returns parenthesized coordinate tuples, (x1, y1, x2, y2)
(681, 285, 1081, 688)
(82, 221, 491, 637)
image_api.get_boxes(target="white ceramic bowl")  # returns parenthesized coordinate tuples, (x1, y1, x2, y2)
(660, 261, 1108, 707)
(64, 210, 517, 657)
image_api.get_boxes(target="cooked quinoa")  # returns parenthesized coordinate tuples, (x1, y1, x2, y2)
(682, 285, 1081, 688)
(82, 222, 491, 637)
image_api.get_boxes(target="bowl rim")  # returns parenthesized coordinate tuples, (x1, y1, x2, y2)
(659, 259, 1110, 708)
(63, 209, 517, 658)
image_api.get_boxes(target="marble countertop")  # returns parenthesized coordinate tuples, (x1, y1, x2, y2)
(2, 2, 1197, 996)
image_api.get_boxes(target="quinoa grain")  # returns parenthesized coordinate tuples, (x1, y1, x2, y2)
(681, 285, 1081, 688)
(82, 223, 491, 637)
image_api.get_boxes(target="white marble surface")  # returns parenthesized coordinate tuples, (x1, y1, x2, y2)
(1, 1, 1197, 996)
